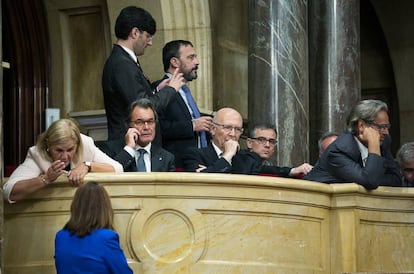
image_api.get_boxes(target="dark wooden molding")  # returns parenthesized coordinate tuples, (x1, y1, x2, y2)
(3, 0, 50, 167)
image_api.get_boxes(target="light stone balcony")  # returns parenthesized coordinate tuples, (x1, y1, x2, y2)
(4, 173, 414, 273)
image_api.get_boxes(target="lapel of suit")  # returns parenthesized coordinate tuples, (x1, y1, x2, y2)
(115, 45, 152, 86)
(150, 145, 162, 172)
(115, 44, 138, 66)
(206, 144, 219, 163)
(175, 93, 193, 120)
(164, 74, 192, 120)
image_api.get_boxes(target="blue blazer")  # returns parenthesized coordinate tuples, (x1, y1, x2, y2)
(55, 228, 132, 274)
(304, 131, 402, 189)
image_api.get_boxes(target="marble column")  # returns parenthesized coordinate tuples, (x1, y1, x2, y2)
(308, 0, 360, 162)
(248, 0, 309, 166)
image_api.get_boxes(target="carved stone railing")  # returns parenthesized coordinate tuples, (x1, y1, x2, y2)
(4, 173, 414, 273)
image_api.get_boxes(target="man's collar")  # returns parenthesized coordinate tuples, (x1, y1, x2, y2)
(118, 44, 137, 63)
(354, 136, 369, 163)
(135, 143, 152, 153)
(211, 142, 223, 157)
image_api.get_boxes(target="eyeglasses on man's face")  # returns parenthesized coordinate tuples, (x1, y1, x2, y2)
(130, 119, 156, 128)
(251, 137, 277, 146)
(365, 120, 391, 131)
(213, 122, 244, 134)
(140, 30, 154, 42)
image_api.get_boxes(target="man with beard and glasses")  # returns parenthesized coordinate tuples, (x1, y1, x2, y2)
(154, 40, 213, 169)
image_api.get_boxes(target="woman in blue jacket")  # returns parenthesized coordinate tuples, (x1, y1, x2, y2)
(54, 181, 132, 273)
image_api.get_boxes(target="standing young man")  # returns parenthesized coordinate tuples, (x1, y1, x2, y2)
(102, 6, 184, 140)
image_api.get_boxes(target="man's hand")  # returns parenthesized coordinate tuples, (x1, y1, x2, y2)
(196, 164, 207, 172)
(125, 128, 141, 148)
(221, 140, 240, 163)
(165, 68, 185, 92)
(359, 126, 381, 155)
(193, 116, 213, 132)
(290, 163, 313, 176)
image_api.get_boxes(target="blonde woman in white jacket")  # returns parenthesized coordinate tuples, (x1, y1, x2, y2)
(3, 118, 123, 203)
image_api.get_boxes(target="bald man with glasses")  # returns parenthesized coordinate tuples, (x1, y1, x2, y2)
(182, 108, 263, 174)
(246, 124, 313, 177)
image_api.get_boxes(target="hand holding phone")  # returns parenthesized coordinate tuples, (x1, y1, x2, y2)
(125, 128, 141, 148)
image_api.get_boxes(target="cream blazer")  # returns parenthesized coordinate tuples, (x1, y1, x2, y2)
(3, 134, 123, 202)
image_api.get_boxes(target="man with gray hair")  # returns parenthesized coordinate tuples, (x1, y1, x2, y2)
(396, 142, 414, 187)
(318, 131, 338, 158)
(99, 99, 175, 172)
(304, 99, 401, 189)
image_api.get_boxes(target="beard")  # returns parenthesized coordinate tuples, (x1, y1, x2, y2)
(183, 68, 198, 81)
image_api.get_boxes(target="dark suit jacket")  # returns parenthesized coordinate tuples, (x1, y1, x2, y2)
(154, 74, 211, 168)
(260, 164, 292, 178)
(304, 131, 402, 189)
(98, 139, 175, 172)
(55, 228, 132, 274)
(182, 145, 262, 174)
(102, 45, 176, 141)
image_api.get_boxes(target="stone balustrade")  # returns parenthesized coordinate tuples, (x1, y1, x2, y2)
(3, 173, 414, 273)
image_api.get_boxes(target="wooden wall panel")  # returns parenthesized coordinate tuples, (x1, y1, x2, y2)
(44, 0, 111, 116)
(3, 0, 49, 168)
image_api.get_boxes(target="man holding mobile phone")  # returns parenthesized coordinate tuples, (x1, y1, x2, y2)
(100, 99, 175, 172)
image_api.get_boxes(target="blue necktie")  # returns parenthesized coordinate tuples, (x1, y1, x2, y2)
(182, 85, 208, 148)
(137, 149, 147, 172)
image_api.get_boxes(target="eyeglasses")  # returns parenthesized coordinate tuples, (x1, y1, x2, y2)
(130, 119, 156, 128)
(213, 122, 244, 134)
(250, 137, 277, 146)
(365, 121, 391, 130)
(140, 30, 154, 42)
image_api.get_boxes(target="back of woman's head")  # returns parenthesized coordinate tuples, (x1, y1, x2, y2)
(64, 181, 114, 237)
(37, 118, 83, 162)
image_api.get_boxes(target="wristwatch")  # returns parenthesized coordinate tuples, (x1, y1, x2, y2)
(84, 161, 91, 172)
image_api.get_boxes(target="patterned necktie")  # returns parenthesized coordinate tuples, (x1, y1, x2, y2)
(137, 149, 147, 172)
(182, 85, 208, 148)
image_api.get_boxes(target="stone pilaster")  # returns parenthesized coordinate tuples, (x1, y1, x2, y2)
(248, 0, 309, 166)
(308, 0, 360, 162)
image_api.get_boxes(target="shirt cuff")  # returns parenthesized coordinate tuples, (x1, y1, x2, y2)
(124, 146, 135, 158)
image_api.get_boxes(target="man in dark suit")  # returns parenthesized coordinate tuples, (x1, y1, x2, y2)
(304, 99, 401, 189)
(154, 40, 213, 169)
(102, 6, 184, 141)
(100, 99, 175, 172)
(246, 124, 313, 177)
(182, 107, 261, 174)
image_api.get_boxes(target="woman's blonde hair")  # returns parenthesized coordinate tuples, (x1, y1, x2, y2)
(36, 118, 83, 163)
